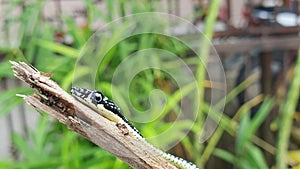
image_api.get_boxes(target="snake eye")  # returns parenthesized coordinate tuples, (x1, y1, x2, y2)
(93, 92, 102, 103)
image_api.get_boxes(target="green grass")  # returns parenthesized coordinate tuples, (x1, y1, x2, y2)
(1, 0, 300, 169)
(276, 50, 300, 169)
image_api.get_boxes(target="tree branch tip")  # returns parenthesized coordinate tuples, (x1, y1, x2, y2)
(16, 94, 27, 98)
(9, 60, 16, 65)
(9, 61, 179, 169)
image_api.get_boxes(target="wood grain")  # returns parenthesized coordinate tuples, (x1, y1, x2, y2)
(10, 61, 178, 169)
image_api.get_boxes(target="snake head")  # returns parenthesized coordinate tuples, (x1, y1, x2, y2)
(71, 86, 121, 115)
(71, 87, 93, 101)
(71, 86, 105, 105)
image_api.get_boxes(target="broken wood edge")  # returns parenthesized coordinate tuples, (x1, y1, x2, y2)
(10, 61, 178, 169)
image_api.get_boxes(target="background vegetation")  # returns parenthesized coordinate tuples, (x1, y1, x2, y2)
(0, 0, 300, 169)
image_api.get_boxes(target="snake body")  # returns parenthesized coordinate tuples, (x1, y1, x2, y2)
(71, 87, 199, 169)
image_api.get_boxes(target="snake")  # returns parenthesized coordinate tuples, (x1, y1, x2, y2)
(71, 87, 200, 169)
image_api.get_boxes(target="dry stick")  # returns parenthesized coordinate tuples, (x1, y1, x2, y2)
(10, 61, 178, 169)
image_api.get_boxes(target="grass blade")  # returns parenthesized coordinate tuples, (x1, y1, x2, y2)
(276, 49, 300, 169)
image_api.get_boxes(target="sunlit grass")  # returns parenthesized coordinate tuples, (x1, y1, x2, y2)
(276, 50, 300, 169)
(0, 0, 299, 169)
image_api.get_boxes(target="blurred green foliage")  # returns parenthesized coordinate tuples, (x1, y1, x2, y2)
(0, 0, 300, 169)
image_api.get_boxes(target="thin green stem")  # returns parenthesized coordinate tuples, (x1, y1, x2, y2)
(276, 49, 300, 169)
(196, 0, 222, 105)
(195, 0, 222, 163)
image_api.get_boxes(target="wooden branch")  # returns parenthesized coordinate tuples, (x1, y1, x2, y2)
(10, 61, 178, 169)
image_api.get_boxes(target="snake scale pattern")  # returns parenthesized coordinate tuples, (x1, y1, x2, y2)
(71, 87, 200, 169)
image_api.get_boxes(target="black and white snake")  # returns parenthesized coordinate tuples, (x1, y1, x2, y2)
(71, 87, 200, 169)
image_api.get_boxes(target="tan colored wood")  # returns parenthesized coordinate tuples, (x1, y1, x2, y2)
(10, 61, 178, 169)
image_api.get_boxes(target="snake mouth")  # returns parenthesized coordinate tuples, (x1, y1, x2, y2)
(71, 87, 93, 99)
